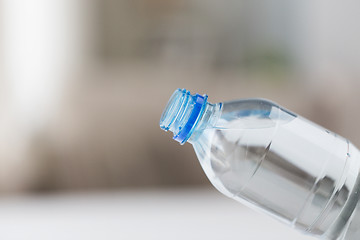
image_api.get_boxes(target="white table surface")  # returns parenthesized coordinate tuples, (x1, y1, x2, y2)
(0, 188, 317, 240)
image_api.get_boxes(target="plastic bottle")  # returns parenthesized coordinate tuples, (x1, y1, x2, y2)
(159, 89, 360, 240)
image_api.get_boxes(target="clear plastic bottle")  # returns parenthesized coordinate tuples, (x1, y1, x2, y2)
(159, 89, 360, 240)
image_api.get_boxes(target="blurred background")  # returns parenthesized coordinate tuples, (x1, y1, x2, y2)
(0, 0, 359, 239)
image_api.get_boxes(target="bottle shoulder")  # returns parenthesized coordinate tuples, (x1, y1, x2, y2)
(215, 98, 296, 130)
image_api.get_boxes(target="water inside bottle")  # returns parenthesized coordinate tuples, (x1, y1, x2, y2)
(193, 115, 359, 236)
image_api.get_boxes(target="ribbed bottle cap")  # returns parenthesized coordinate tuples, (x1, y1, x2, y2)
(160, 89, 207, 144)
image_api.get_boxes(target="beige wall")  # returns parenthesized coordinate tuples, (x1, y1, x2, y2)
(1, 0, 360, 193)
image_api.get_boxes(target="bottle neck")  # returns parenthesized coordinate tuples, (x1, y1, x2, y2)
(187, 102, 222, 144)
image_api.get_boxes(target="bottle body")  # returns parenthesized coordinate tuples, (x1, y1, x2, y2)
(159, 89, 360, 239)
(191, 99, 360, 239)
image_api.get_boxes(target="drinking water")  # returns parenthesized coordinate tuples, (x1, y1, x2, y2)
(159, 89, 360, 240)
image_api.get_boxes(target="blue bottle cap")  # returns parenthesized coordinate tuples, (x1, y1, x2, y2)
(160, 89, 208, 144)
